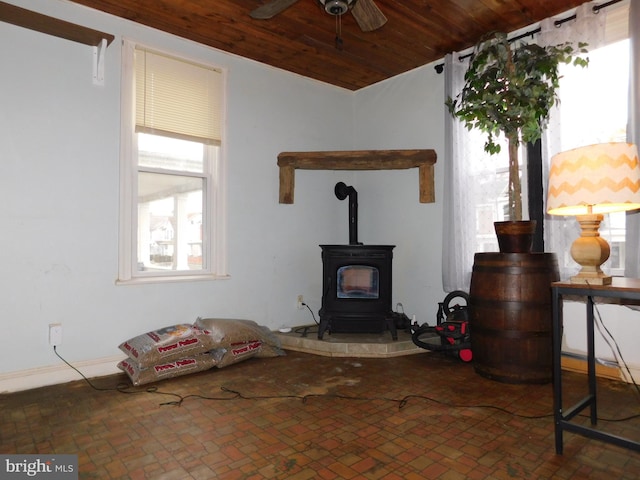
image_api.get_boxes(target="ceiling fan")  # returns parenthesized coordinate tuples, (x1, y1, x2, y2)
(250, 0, 387, 32)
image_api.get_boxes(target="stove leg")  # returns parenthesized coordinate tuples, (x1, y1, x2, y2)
(386, 317, 398, 340)
(318, 316, 330, 339)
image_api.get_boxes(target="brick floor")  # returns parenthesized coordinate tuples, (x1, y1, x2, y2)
(1, 351, 639, 479)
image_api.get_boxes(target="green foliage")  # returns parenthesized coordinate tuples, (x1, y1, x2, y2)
(446, 32, 588, 220)
(447, 32, 588, 154)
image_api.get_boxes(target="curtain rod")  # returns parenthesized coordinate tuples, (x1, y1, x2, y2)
(434, 0, 623, 74)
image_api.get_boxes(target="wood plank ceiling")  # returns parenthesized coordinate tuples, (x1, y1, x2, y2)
(70, 0, 592, 90)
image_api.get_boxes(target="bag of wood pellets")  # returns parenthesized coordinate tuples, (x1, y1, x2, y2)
(118, 323, 216, 368)
(118, 318, 284, 379)
(117, 350, 223, 386)
(214, 340, 265, 368)
(193, 317, 285, 359)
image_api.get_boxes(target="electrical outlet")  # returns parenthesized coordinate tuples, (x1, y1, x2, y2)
(49, 323, 62, 347)
(297, 295, 304, 310)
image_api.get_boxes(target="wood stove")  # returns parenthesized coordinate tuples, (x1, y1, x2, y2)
(318, 182, 397, 340)
(318, 244, 396, 340)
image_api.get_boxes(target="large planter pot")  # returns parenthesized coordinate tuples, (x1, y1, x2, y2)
(494, 220, 537, 253)
(469, 252, 559, 384)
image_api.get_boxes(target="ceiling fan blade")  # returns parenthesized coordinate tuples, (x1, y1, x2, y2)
(351, 0, 387, 32)
(250, 0, 301, 19)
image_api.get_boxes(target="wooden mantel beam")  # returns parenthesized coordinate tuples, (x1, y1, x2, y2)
(277, 149, 437, 204)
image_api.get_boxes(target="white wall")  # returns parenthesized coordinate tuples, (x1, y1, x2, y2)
(561, 302, 640, 381)
(352, 67, 446, 324)
(0, 0, 357, 391)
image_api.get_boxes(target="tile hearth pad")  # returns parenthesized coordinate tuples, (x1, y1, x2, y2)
(274, 327, 435, 358)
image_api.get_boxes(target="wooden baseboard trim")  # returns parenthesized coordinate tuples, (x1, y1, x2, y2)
(0, 355, 125, 394)
(561, 355, 622, 381)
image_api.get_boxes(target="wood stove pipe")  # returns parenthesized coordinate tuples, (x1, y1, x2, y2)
(335, 182, 362, 245)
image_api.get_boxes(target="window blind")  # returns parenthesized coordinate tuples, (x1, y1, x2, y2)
(604, 0, 629, 45)
(135, 48, 223, 146)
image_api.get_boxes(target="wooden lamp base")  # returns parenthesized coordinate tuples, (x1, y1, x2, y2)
(569, 214, 612, 285)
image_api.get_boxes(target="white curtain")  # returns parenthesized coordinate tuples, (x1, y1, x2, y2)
(625, 0, 640, 278)
(539, 2, 608, 280)
(442, 53, 475, 292)
(442, 54, 512, 291)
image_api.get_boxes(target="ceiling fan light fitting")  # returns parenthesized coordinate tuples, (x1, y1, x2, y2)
(319, 0, 356, 16)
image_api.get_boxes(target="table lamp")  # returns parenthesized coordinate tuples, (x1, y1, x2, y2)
(547, 142, 640, 285)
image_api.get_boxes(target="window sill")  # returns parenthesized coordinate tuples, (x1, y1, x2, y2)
(116, 273, 230, 285)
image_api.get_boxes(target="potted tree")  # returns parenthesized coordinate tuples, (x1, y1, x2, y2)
(447, 32, 589, 384)
(446, 32, 588, 252)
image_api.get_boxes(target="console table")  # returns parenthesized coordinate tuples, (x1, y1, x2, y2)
(551, 278, 640, 454)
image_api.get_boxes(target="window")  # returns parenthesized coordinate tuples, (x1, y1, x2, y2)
(442, 2, 631, 292)
(119, 42, 226, 283)
(546, 3, 630, 278)
(556, 39, 629, 275)
(470, 148, 528, 253)
(466, 6, 629, 267)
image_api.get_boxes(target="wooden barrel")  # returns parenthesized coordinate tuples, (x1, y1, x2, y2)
(469, 252, 559, 384)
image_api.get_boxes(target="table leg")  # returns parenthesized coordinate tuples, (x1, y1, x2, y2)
(586, 296, 598, 425)
(552, 287, 564, 454)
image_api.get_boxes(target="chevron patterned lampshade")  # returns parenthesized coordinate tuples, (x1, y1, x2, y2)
(547, 142, 640, 215)
(547, 142, 640, 285)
